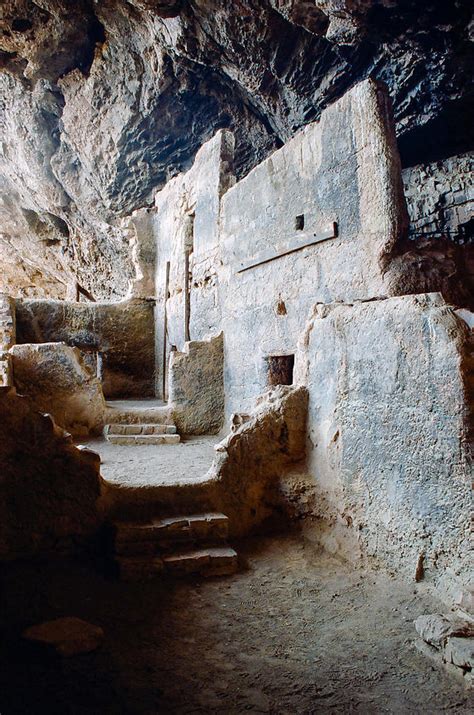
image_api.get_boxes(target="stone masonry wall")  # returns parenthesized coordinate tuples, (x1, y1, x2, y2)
(15, 298, 155, 398)
(219, 78, 408, 416)
(402, 153, 474, 244)
(295, 293, 472, 603)
(169, 333, 224, 435)
(152, 130, 235, 398)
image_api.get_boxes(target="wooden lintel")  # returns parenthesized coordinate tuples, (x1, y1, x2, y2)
(235, 222, 338, 274)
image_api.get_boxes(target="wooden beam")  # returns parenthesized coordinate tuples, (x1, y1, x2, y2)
(235, 222, 338, 274)
(162, 261, 170, 401)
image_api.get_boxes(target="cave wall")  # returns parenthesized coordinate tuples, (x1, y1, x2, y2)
(402, 153, 474, 244)
(1, 1, 472, 300)
(15, 298, 155, 398)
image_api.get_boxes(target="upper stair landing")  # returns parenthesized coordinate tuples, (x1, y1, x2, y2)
(105, 399, 173, 426)
(104, 399, 180, 446)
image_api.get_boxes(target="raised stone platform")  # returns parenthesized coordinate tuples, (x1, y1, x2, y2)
(80, 435, 216, 488)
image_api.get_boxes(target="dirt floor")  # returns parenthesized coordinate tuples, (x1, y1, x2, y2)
(0, 534, 470, 714)
(80, 436, 218, 487)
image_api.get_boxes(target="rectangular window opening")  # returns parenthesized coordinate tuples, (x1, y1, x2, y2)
(295, 214, 305, 231)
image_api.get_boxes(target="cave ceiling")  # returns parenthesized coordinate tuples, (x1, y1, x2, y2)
(0, 0, 472, 299)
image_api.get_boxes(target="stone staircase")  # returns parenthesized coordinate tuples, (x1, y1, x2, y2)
(104, 423, 180, 445)
(103, 399, 180, 445)
(109, 512, 238, 581)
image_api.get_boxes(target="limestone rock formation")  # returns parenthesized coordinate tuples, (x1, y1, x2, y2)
(1, 1, 472, 298)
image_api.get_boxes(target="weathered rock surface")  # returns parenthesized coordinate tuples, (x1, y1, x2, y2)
(10, 342, 106, 435)
(415, 613, 474, 678)
(0, 294, 16, 386)
(23, 617, 104, 657)
(0, 1, 472, 298)
(0, 387, 102, 558)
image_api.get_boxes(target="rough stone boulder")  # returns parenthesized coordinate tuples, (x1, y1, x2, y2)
(10, 342, 106, 435)
(414, 613, 474, 677)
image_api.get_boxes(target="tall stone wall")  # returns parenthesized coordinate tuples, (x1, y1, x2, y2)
(295, 293, 472, 602)
(15, 298, 155, 398)
(402, 153, 473, 243)
(218, 79, 408, 416)
(152, 130, 235, 398)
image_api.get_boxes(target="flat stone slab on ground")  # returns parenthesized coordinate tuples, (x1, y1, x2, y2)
(22, 617, 104, 656)
(414, 614, 474, 649)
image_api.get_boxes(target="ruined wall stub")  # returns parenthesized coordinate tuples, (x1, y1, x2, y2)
(153, 129, 235, 398)
(295, 293, 472, 602)
(169, 333, 224, 435)
(218, 78, 408, 416)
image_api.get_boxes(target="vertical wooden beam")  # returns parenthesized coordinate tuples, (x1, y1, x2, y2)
(184, 250, 191, 342)
(162, 261, 170, 401)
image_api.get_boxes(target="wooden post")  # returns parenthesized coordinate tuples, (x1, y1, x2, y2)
(162, 261, 170, 401)
(184, 250, 191, 342)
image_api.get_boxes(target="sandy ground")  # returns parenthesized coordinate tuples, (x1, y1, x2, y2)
(0, 534, 470, 714)
(79, 436, 218, 487)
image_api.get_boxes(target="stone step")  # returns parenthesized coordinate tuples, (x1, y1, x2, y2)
(105, 433, 180, 446)
(163, 546, 238, 577)
(105, 401, 173, 426)
(115, 555, 164, 582)
(104, 423, 177, 436)
(113, 512, 229, 555)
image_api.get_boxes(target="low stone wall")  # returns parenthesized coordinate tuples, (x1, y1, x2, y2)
(0, 294, 16, 387)
(169, 333, 224, 434)
(402, 153, 473, 243)
(15, 298, 155, 399)
(0, 388, 103, 559)
(10, 342, 106, 436)
(209, 385, 308, 536)
(295, 293, 472, 603)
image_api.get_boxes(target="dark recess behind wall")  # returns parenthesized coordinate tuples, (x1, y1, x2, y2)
(398, 94, 474, 168)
